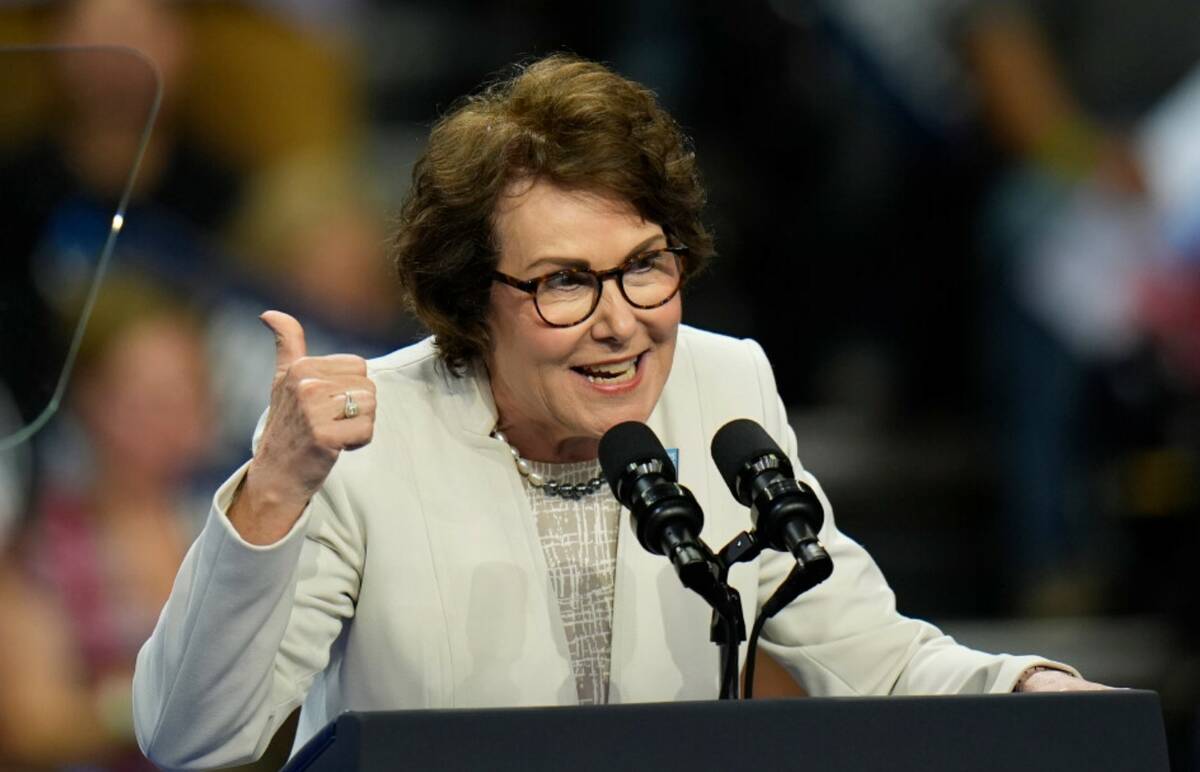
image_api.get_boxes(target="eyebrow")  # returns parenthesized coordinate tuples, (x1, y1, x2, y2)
(523, 234, 668, 274)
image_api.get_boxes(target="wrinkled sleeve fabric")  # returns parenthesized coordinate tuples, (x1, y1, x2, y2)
(132, 460, 364, 770)
(739, 339, 1077, 696)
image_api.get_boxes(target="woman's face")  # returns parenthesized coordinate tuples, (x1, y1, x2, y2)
(78, 316, 212, 482)
(486, 180, 681, 462)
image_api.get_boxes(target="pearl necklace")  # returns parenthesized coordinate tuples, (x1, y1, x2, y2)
(491, 429, 607, 499)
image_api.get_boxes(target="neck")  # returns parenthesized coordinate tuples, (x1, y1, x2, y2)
(497, 420, 599, 463)
(89, 464, 174, 522)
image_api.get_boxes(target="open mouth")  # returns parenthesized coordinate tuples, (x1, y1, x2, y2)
(571, 353, 643, 385)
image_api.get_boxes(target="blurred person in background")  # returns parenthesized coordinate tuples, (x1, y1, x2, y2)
(0, 279, 214, 770)
(1, 0, 370, 499)
(793, 0, 1200, 614)
(0, 0, 362, 422)
(964, 0, 1200, 615)
(0, 0, 241, 429)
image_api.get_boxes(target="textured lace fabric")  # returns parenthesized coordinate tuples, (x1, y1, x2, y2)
(523, 458, 621, 705)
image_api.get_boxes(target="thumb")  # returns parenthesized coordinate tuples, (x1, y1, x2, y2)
(260, 310, 307, 373)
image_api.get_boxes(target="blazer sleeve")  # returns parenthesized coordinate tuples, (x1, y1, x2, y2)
(740, 339, 1077, 696)
(132, 458, 364, 770)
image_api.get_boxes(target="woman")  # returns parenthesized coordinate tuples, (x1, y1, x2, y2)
(133, 55, 1098, 769)
(1, 280, 211, 769)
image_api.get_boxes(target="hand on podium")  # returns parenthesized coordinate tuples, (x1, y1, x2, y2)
(1016, 667, 1111, 693)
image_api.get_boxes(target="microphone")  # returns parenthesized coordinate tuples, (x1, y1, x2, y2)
(710, 419, 832, 579)
(598, 421, 721, 601)
(710, 419, 833, 699)
(600, 421, 746, 699)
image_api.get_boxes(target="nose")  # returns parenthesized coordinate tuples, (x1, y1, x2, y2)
(588, 277, 638, 344)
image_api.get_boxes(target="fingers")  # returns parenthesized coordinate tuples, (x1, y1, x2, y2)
(261, 310, 308, 374)
(316, 411, 375, 451)
(322, 384, 377, 422)
(301, 385, 374, 447)
(289, 354, 368, 378)
(290, 375, 376, 441)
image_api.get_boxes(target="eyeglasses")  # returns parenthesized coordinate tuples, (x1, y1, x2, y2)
(492, 246, 687, 328)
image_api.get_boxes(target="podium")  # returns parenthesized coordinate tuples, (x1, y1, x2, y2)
(281, 690, 1168, 771)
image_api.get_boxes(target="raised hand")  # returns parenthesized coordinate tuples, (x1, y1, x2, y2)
(228, 311, 377, 545)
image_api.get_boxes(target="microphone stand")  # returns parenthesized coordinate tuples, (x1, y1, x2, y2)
(708, 583, 745, 701)
(710, 532, 760, 700)
(668, 538, 746, 700)
(703, 586, 744, 701)
(713, 529, 833, 699)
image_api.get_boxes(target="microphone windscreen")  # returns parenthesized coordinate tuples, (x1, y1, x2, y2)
(598, 421, 676, 497)
(710, 419, 783, 500)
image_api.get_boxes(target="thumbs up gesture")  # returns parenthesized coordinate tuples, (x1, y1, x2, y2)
(228, 311, 377, 544)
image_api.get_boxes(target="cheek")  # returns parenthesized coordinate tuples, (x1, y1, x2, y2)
(501, 312, 587, 369)
(485, 295, 530, 380)
(488, 302, 580, 400)
(527, 336, 586, 402)
(646, 298, 682, 345)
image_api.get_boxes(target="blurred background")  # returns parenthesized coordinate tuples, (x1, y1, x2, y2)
(1, 0, 1197, 769)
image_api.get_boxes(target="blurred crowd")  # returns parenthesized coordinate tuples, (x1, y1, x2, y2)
(0, 0, 1197, 769)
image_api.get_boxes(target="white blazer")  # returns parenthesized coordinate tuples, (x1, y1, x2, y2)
(133, 326, 1068, 769)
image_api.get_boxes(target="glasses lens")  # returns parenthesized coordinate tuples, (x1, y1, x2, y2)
(536, 270, 600, 325)
(622, 251, 681, 307)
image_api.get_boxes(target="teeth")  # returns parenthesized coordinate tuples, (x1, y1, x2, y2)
(581, 357, 638, 384)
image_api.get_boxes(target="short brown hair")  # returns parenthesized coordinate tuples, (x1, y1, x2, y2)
(392, 53, 714, 374)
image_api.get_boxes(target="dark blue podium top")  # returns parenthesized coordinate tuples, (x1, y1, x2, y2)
(283, 690, 1168, 772)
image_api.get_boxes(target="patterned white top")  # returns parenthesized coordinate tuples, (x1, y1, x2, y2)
(523, 458, 621, 706)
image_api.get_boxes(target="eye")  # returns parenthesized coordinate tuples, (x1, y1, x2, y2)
(625, 251, 663, 274)
(628, 249, 677, 275)
(542, 270, 592, 292)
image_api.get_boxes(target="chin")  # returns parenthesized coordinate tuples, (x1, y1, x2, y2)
(585, 402, 655, 438)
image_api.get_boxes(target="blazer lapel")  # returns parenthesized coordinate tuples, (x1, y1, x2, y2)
(608, 330, 722, 702)
(422, 363, 576, 707)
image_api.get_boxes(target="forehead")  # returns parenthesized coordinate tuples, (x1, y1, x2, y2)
(492, 179, 662, 271)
